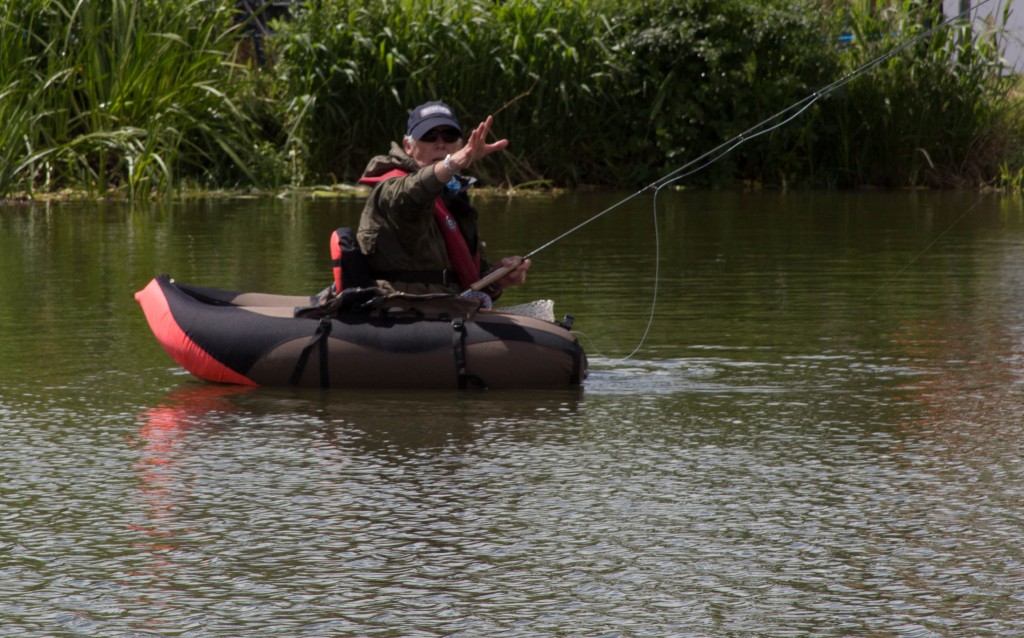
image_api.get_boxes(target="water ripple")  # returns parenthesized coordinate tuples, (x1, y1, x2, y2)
(4, 194, 1024, 636)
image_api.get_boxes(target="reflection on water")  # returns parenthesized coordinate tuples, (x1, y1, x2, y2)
(2, 192, 1024, 636)
(132, 385, 256, 583)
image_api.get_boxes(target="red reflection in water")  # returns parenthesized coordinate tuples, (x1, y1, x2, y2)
(129, 384, 255, 576)
(889, 315, 1023, 448)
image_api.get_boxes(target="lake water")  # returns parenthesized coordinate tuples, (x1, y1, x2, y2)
(2, 190, 1023, 636)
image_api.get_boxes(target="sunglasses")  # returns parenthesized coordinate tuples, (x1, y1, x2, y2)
(419, 128, 461, 143)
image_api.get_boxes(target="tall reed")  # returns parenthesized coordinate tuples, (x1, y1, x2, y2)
(2, 0, 1019, 195)
(272, 0, 620, 185)
(1, 0, 260, 196)
(812, 0, 1017, 188)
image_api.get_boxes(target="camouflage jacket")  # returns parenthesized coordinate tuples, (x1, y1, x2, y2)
(357, 142, 492, 295)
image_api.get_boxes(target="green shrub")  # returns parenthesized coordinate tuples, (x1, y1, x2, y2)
(813, 0, 1017, 188)
(271, 0, 619, 185)
(609, 0, 840, 187)
(1, 0, 1020, 196)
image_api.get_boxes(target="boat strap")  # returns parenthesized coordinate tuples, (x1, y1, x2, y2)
(451, 318, 486, 390)
(290, 316, 333, 387)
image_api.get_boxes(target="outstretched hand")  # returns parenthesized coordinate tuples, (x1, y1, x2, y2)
(453, 115, 508, 170)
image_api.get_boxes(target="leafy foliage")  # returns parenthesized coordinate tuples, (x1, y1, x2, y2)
(1, 0, 1020, 196)
(813, 0, 1018, 188)
(0, 0, 260, 196)
(610, 0, 840, 186)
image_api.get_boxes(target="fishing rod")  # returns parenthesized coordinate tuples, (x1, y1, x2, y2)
(471, 1, 998, 359)
(467, 0, 998, 297)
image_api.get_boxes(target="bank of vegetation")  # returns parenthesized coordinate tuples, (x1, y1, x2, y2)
(1, 0, 1021, 198)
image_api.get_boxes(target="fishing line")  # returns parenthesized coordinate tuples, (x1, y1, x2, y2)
(867, 192, 986, 300)
(516, 0, 995, 359)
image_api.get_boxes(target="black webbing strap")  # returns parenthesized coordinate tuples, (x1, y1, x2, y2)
(290, 316, 333, 387)
(451, 318, 486, 389)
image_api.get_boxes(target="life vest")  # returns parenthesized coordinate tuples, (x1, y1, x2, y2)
(358, 168, 480, 290)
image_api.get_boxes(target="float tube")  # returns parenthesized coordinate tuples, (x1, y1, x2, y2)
(135, 275, 587, 389)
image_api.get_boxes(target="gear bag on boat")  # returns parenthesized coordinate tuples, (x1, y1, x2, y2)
(295, 226, 480, 321)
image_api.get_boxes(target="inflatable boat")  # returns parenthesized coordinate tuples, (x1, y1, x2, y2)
(135, 275, 587, 389)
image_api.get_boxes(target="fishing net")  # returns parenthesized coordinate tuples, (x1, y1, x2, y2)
(493, 299, 555, 322)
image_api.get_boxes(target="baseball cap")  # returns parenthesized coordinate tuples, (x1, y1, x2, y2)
(407, 101, 461, 140)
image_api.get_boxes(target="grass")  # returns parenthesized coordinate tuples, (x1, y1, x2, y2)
(0, 0, 260, 197)
(1, 0, 1021, 197)
(812, 0, 1020, 188)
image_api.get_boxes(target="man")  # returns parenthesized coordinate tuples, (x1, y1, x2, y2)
(357, 101, 530, 303)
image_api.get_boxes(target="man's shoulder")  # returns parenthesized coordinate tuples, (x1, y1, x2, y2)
(362, 142, 415, 178)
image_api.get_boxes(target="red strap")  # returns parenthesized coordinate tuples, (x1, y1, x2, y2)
(358, 169, 408, 186)
(358, 168, 479, 289)
(432, 198, 480, 289)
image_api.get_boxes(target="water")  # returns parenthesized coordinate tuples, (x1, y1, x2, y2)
(2, 191, 1023, 636)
